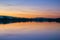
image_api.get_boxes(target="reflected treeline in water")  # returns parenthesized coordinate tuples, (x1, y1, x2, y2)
(0, 16, 60, 24)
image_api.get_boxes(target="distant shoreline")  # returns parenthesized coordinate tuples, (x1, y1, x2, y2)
(0, 16, 60, 24)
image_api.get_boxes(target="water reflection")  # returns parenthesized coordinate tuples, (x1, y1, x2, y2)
(0, 22, 60, 40)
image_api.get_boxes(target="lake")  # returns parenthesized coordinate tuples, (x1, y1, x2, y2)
(0, 22, 60, 40)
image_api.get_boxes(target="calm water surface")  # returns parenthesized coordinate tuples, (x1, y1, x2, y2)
(0, 22, 60, 40)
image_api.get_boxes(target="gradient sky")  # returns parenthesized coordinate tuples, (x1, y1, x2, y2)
(0, 0, 60, 18)
(0, 0, 60, 40)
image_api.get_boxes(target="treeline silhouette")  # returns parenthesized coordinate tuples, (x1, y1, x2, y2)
(0, 16, 60, 24)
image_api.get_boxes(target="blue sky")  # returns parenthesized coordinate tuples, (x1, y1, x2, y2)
(0, 0, 60, 9)
(0, 0, 60, 18)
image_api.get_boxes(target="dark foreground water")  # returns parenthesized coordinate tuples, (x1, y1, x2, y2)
(0, 22, 60, 40)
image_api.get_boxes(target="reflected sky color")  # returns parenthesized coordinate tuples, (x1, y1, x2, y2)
(0, 22, 60, 34)
(0, 22, 60, 40)
(0, 0, 60, 18)
(0, 0, 60, 40)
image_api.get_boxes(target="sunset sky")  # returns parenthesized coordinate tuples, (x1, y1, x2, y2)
(0, 0, 60, 18)
(0, 0, 60, 40)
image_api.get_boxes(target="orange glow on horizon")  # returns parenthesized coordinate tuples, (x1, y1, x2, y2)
(0, 9, 60, 18)
(0, 13, 60, 18)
